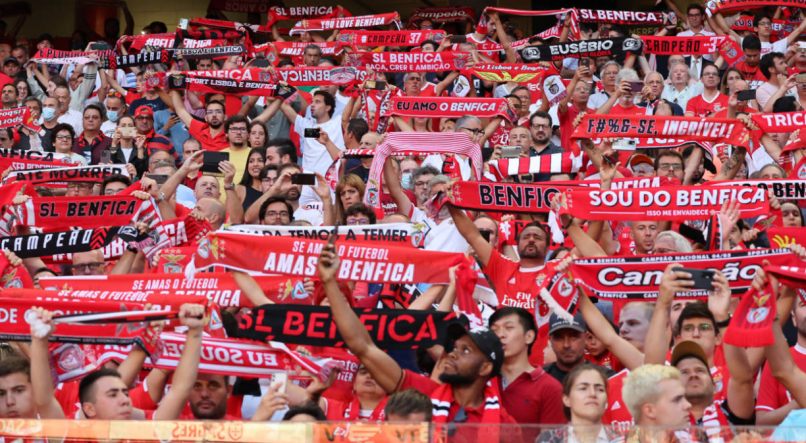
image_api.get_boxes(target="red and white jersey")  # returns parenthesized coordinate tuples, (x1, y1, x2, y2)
(757, 344, 806, 412)
(602, 369, 633, 427)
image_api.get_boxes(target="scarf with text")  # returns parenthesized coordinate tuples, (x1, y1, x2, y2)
(174, 28, 244, 44)
(122, 33, 225, 52)
(140, 215, 213, 261)
(364, 132, 481, 210)
(0, 252, 33, 289)
(431, 379, 502, 443)
(705, 179, 806, 201)
(0, 150, 74, 176)
(187, 231, 463, 284)
(173, 45, 246, 60)
(570, 248, 794, 300)
(186, 17, 266, 34)
(724, 280, 777, 347)
(47, 342, 136, 384)
(406, 6, 476, 28)
(290, 12, 401, 36)
(454, 35, 534, 56)
(28, 48, 115, 66)
(150, 332, 337, 381)
(763, 264, 806, 304)
(524, 37, 642, 62)
(0, 107, 40, 133)
(731, 15, 806, 39)
(104, 50, 171, 70)
(641, 35, 726, 55)
(715, 37, 746, 67)
(361, 88, 394, 133)
(705, 0, 806, 17)
(13, 193, 161, 232)
(383, 96, 516, 122)
(239, 303, 458, 349)
(478, 7, 579, 36)
(751, 111, 806, 140)
(225, 223, 423, 248)
(0, 227, 121, 259)
(558, 185, 770, 221)
(271, 66, 368, 86)
(572, 115, 752, 148)
(445, 181, 565, 214)
(577, 9, 671, 25)
(266, 6, 350, 27)
(257, 41, 343, 64)
(39, 272, 317, 308)
(338, 30, 445, 47)
(344, 51, 472, 72)
(147, 69, 277, 97)
(463, 63, 548, 84)
(5, 164, 128, 187)
(487, 154, 582, 180)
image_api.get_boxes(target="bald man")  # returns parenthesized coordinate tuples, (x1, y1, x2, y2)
(193, 198, 227, 230)
(72, 250, 107, 276)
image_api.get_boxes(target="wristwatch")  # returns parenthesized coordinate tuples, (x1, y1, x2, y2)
(224, 183, 236, 191)
(155, 191, 166, 203)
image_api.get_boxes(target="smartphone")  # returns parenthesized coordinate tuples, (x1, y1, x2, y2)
(500, 146, 522, 158)
(100, 150, 112, 163)
(737, 89, 756, 100)
(613, 139, 637, 151)
(304, 128, 321, 138)
(797, 74, 806, 83)
(179, 18, 189, 30)
(449, 35, 467, 44)
(91, 42, 110, 51)
(628, 81, 644, 93)
(120, 127, 136, 138)
(580, 58, 590, 68)
(270, 373, 287, 394)
(676, 268, 716, 290)
(365, 80, 387, 90)
(254, 58, 270, 68)
(291, 173, 316, 185)
(200, 151, 230, 174)
(145, 174, 169, 185)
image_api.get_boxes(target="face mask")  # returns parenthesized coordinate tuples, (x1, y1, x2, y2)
(107, 110, 119, 122)
(41, 107, 56, 121)
(401, 173, 412, 190)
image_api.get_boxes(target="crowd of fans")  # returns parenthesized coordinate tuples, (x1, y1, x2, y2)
(2, 1, 806, 442)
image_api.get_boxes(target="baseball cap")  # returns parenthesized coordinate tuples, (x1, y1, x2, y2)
(548, 311, 587, 336)
(628, 153, 654, 170)
(3, 57, 19, 66)
(134, 106, 154, 119)
(671, 340, 709, 368)
(446, 323, 504, 377)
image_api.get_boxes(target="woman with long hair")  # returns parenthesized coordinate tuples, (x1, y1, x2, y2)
(248, 121, 267, 148)
(537, 365, 619, 443)
(335, 174, 366, 224)
(15, 79, 28, 106)
(237, 148, 266, 211)
(720, 68, 745, 96)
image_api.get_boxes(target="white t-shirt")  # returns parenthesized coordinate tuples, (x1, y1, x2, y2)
(410, 207, 470, 254)
(740, 36, 788, 56)
(294, 115, 345, 176)
(294, 205, 324, 226)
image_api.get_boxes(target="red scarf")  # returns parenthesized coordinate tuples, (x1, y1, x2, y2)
(764, 264, 806, 304)
(187, 231, 463, 284)
(578, 9, 669, 25)
(573, 115, 751, 148)
(752, 111, 806, 139)
(13, 193, 161, 232)
(272, 66, 367, 86)
(705, 179, 806, 201)
(257, 41, 344, 64)
(767, 227, 806, 249)
(431, 379, 503, 443)
(266, 5, 350, 27)
(569, 248, 794, 300)
(0, 107, 40, 132)
(290, 12, 401, 36)
(341, 396, 388, 421)
(705, 0, 799, 17)
(225, 223, 421, 248)
(142, 215, 213, 260)
(338, 30, 445, 47)
(725, 279, 777, 347)
(406, 6, 476, 28)
(487, 154, 580, 180)
(148, 69, 278, 97)
(478, 7, 578, 37)
(641, 35, 726, 55)
(447, 181, 564, 214)
(123, 33, 225, 51)
(383, 96, 516, 122)
(0, 150, 74, 178)
(0, 252, 32, 289)
(462, 63, 548, 84)
(344, 51, 471, 72)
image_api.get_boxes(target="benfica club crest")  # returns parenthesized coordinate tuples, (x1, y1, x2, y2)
(558, 278, 574, 297)
(57, 344, 84, 372)
(431, 32, 444, 42)
(347, 54, 365, 68)
(259, 70, 272, 82)
(705, 0, 718, 13)
(1, 268, 22, 288)
(196, 237, 220, 260)
(453, 53, 469, 70)
(547, 78, 560, 95)
(747, 295, 771, 324)
(411, 222, 427, 247)
(147, 76, 160, 87)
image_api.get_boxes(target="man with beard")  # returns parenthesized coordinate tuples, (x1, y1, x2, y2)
(409, 165, 438, 211)
(172, 90, 229, 151)
(544, 313, 615, 384)
(259, 197, 293, 226)
(182, 374, 241, 420)
(132, 106, 180, 167)
(316, 241, 519, 436)
(0, 83, 16, 109)
(528, 111, 563, 182)
(244, 163, 331, 226)
(220, 116, 250, 185)
(276, 91, 345, 176)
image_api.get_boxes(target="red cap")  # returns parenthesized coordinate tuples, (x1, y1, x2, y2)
(134, 106, 154, 118)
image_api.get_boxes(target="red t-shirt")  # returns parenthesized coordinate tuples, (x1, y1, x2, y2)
(686, 93, 730, 118)
(499, 367, 566, 425)
(55, 381, 154, 418)
(482, 249, 545, 314)
(757, 344, 806, 413)
(610, 103, 647, 116)
(602, 369, 632, 426)
(558, 105, 594, 153)
(713, 107, 757, 118)
(188, 119, 229, 152)
(737, 61, 769, 84)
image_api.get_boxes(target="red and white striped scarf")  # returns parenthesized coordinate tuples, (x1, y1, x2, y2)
(487, 153, 582, 181)
(363, 133, 482, 210)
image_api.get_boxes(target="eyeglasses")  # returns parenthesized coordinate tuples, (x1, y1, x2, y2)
(688, 13, 702, 18)
(346, 218, 370, 225)
(603, 71, 618, 76)
(229, 127, 247, 133)
(266, 211, 290, 218)
(55, 134, 72, 140)
(206, 109, 224, 115)
(261, 177, 277, 184)
(414, 180, 430, 188)
(460, 127, 485, 136)
(531, 124, 550, 130)
(681, 323, 715, 334)
(421, 25, 434, 29)
(73, 262, 104, 272)
(632, 164, 654, 173)
(658, 163, 683, 171)
(702, 72, 720, 77)
(757, 21, 772, 27)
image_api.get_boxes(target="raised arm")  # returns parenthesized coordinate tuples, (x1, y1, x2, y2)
(29, 309, 65, 419)
(153, 304, 205, 420)
(644, 264, 694, 364)
(170, 90, 195, 128)
(446, 203, 492, 267)
(578, 288, 644, 369)
(317, 241, 402, 394)
(232, 270, 273, 306)
(383, 157, 413, 218)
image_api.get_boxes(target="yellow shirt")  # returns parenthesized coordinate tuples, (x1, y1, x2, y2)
(218, 147, 251, 203)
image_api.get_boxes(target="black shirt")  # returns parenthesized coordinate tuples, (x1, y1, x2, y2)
(529, 142, 565, 183)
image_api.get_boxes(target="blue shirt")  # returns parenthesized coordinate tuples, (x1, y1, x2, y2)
(154, 109, 190, 159)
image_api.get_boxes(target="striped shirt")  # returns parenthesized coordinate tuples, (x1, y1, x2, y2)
(141, 130, 182, 167)
(57, 109, 84, 135)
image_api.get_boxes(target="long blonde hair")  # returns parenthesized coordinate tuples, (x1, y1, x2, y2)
(335, 174, 366, 224)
